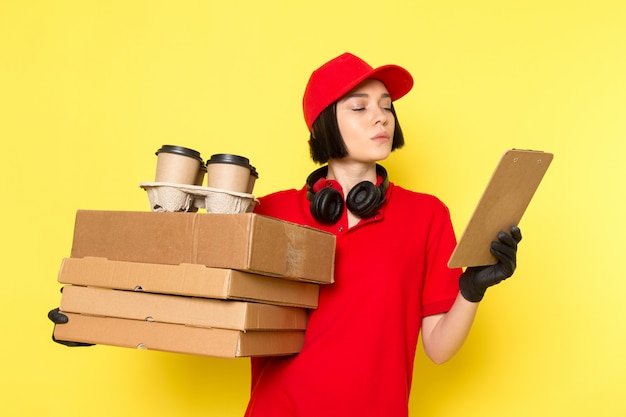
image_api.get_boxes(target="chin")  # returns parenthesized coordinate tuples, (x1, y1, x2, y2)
(373, 150, 392, 162)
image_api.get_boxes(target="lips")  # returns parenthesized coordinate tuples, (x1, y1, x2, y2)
(372, 132, 391, 141)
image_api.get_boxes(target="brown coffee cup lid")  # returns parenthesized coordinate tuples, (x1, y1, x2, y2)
(156, 145, 203, 163)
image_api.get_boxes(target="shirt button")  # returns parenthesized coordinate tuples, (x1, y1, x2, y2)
(338, 227, 344, 232)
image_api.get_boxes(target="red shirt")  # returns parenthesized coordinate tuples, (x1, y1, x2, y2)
(245, 181, 462, 417)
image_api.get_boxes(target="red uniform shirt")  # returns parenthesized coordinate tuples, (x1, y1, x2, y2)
(245, 181, 462, 417)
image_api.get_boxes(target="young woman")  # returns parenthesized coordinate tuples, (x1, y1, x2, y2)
(245, 52, 521, 416)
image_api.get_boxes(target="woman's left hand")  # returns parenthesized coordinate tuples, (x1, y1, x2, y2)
(458, 226, 523, 302)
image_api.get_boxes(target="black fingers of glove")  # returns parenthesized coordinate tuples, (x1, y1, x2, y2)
(459, 226, 522, 302)
(48, 307, 68, 324)
(510, 225, 522, 244)
(48, 308, 94, 347)
(489, 226, 522, 278)
(51, 334, 94, 347)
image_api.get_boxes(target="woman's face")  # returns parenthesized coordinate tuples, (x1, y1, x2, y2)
(335, 79, 395, 164)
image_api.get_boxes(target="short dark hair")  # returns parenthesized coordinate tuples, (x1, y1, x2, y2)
(308, 103, 405, 164)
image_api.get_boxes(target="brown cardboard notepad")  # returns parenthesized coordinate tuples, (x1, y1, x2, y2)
(448, 149, 553, 268)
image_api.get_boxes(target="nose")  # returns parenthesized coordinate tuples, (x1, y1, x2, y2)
(372, 105, 389, 126)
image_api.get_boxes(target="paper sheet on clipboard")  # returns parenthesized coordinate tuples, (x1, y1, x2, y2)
(447, 149, 553, 268)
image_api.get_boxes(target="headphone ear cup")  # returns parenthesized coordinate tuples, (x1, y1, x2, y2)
(346, 181, 383, 218)
(310, 187, 344, 224)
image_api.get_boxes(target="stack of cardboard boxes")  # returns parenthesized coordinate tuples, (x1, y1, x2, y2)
(53, 210, 335, 358)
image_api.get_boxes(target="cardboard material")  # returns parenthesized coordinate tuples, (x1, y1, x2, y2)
(54, 312, 304, 358)
(70, 211, 335, 284)
(139, 182, 258, 214)
(448, 149, 553, 268)
(59, 285, 309, 331)
(58, 257, 319, 308)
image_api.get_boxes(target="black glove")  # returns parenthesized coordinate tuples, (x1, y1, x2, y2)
(459, 226, 522, 302)
(48, 307, 94, 347)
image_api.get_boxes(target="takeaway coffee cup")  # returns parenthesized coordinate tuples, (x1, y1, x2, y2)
(155, 145, 203, 185)
(195, 164, 207, 186)
(205, 153, 252, 193)
(247, 165, 259, 194)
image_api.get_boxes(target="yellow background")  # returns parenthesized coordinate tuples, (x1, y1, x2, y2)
(1, 1, 624, 416)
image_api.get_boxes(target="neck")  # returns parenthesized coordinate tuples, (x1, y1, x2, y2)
(326, 160, 378, 195)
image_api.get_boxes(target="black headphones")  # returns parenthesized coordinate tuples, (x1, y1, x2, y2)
(306, 164, 389, 225)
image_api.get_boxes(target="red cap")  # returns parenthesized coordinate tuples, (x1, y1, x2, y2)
(302, 52, 414, 131)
